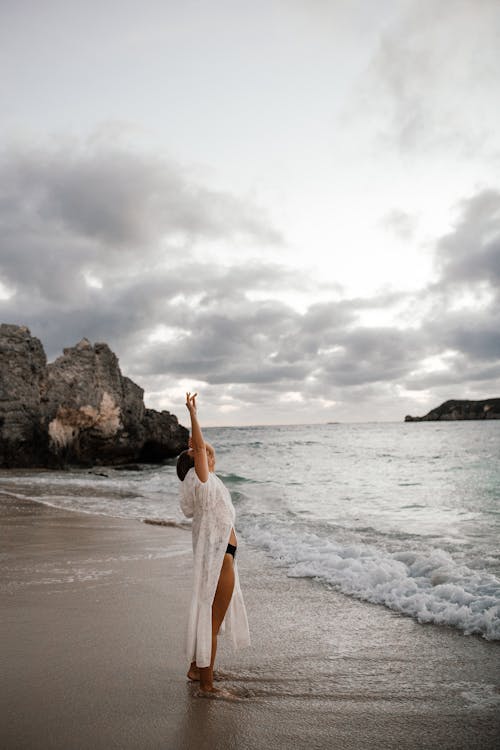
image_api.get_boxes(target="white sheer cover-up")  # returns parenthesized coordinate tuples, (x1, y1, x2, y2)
(179, 467, 250, 668)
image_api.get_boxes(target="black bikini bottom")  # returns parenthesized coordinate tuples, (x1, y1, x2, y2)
(225, 543, 237, 557)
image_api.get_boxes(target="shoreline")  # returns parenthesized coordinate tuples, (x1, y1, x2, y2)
(1, 492, 500, 749)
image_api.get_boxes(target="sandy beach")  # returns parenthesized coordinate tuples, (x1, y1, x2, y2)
(1, 490, 499, 750)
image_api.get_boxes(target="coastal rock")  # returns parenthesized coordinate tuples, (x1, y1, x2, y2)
(0, 324, 48, 466)
(0, 324, 188, 467)
(405, 398, 500, 422)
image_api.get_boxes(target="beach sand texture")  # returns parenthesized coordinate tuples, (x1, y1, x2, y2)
(1, 492, 499, 750)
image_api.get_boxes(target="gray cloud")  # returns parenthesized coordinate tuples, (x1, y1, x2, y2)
(1, 140, 499, 422)
(380, 209, 417, 241)
(359, 0, 500, 154)
(318, 327, 428, 387)
(6, 144, 282, 247)
(0, 143, 282, 304)
(404, 358, 500, 391)
(425, 308, 500, 363)
(434, 189, 500, 288)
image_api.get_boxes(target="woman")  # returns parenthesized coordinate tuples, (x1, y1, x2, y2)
(177, 392, 250, 697)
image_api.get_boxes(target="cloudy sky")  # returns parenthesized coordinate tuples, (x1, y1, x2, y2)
(1, 0, 499, 425)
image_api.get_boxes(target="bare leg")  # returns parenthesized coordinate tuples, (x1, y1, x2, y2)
(198, 553, 235, 694)
(187, 528, 237, 682)
(187, 662, 223, 682)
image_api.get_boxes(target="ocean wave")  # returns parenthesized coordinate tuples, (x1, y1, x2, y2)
(142, 517, 190, 530)
(220, 472, 257, 485)
(240, 521, 500, 641)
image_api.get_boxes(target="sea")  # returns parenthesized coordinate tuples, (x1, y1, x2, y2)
(1, 421, 499, 641)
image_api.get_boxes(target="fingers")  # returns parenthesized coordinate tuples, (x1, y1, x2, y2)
(185, 392, 199, 409)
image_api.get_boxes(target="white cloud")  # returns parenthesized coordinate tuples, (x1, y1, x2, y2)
(1, 1, 499, 423)
(1, 138, 498, 423)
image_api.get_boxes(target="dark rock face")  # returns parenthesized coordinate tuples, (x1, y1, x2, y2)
(405, 398, 500, 422)
(0, 325, 49, 466)
(0, 324, 188, 467)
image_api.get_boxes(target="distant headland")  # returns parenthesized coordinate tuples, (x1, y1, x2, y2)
(405, 398, 500, 422)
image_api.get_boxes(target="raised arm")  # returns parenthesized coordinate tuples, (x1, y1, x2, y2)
(185, 392, 209, 483)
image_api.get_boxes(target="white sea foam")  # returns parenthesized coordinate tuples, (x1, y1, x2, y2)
(455, 682, 500, 710)
(240, 520, 500, 640)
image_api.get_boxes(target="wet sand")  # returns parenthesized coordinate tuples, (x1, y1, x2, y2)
(1, 491, 499, 750)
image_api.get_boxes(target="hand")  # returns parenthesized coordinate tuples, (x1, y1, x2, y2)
(185, 392, 198, 416)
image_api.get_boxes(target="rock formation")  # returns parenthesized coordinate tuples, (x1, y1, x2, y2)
(0, 324, 48, 466)
(405, 398, 500, 422)
(0, 324, 188, 467)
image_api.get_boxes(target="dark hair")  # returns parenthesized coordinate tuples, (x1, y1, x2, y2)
(176, 450, 195, 481)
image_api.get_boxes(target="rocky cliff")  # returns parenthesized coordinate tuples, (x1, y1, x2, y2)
(0, 324, 188, 467)
(405, 398, 500, 422)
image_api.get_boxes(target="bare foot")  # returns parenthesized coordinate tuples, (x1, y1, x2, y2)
(187, 667, 223, 682)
